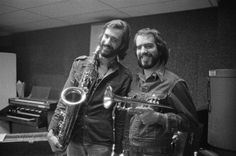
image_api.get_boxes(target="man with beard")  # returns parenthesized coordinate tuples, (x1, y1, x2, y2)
(126, 28, 199, 156)
(47, 19, 132, 156)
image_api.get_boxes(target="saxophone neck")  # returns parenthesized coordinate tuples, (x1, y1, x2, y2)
(93, 45, 101, 58)
(89, 45, 100, 65)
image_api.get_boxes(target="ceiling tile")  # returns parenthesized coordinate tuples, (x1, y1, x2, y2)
(98, 0, 170, 8)
(27, 0, 112, 18)
(120, 0, 215, 17)
(0, 10, 49, 26)
(0, 0, 68, 9)
(0, 5, 19, 15)
(59, 9, 129, 25)
(15, 19, 70, 31)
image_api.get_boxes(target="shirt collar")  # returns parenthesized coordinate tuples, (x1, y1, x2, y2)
(98, 57, 119, 78)
(138, 66, 165, 82)
(98, 56, 119, 69)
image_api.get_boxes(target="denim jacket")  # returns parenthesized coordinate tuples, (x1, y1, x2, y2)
(127, 67, 199, 152)
(48, 55, 132, 154)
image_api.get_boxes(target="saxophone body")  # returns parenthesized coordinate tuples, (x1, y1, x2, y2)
(54, 48, 99, 150)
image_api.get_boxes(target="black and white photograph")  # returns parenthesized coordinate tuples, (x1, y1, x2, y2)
(0, 0, 235, 156)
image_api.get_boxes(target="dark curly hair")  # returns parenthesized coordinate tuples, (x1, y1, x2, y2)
(133, 28, 169, 66)
(99, 19, 131, 60)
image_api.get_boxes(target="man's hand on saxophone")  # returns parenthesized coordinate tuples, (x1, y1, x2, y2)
(47, 129, 63, 152)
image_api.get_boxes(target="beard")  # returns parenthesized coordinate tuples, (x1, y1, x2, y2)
(99, 44, 120, 58)
(137, 52, 159, 69)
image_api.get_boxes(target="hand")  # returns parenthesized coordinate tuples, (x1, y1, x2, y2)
(112, 153, 121, 156)
(138, 107, 163, 125)
(47, 129, 63, 152)
(127, 105, 154, 115)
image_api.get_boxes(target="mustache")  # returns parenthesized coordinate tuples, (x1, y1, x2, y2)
(140, 52, 152, 58)
(101, 44, 114, 51)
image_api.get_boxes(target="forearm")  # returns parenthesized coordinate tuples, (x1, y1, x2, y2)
(161, 112, 194, 133)
(137, 104, 198, 132)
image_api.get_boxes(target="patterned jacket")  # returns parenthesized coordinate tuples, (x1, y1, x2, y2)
(126, 67, 199, 154)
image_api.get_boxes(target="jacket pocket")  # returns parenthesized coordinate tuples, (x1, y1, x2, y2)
(129, 115, 165, 144)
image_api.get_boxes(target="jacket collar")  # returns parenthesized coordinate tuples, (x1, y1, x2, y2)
(138, 66, 165, 82)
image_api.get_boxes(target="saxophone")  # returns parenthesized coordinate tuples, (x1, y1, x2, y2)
(54, 47, 100, 150)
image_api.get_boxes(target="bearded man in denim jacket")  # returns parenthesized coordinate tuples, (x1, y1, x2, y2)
(126, 28, 199, 156)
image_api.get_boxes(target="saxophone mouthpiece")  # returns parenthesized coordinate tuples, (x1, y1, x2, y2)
(95, 45, 101, 54)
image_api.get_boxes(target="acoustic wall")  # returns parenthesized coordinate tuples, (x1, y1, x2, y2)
(90, 22, 104, 54)
(0, 52, 16, 133)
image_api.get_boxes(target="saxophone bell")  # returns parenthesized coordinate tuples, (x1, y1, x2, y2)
(61, 87, 86, 105)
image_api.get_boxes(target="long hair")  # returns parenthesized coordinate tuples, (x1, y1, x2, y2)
(133, 28, 169, 66)
(99, 19, 131, 60)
